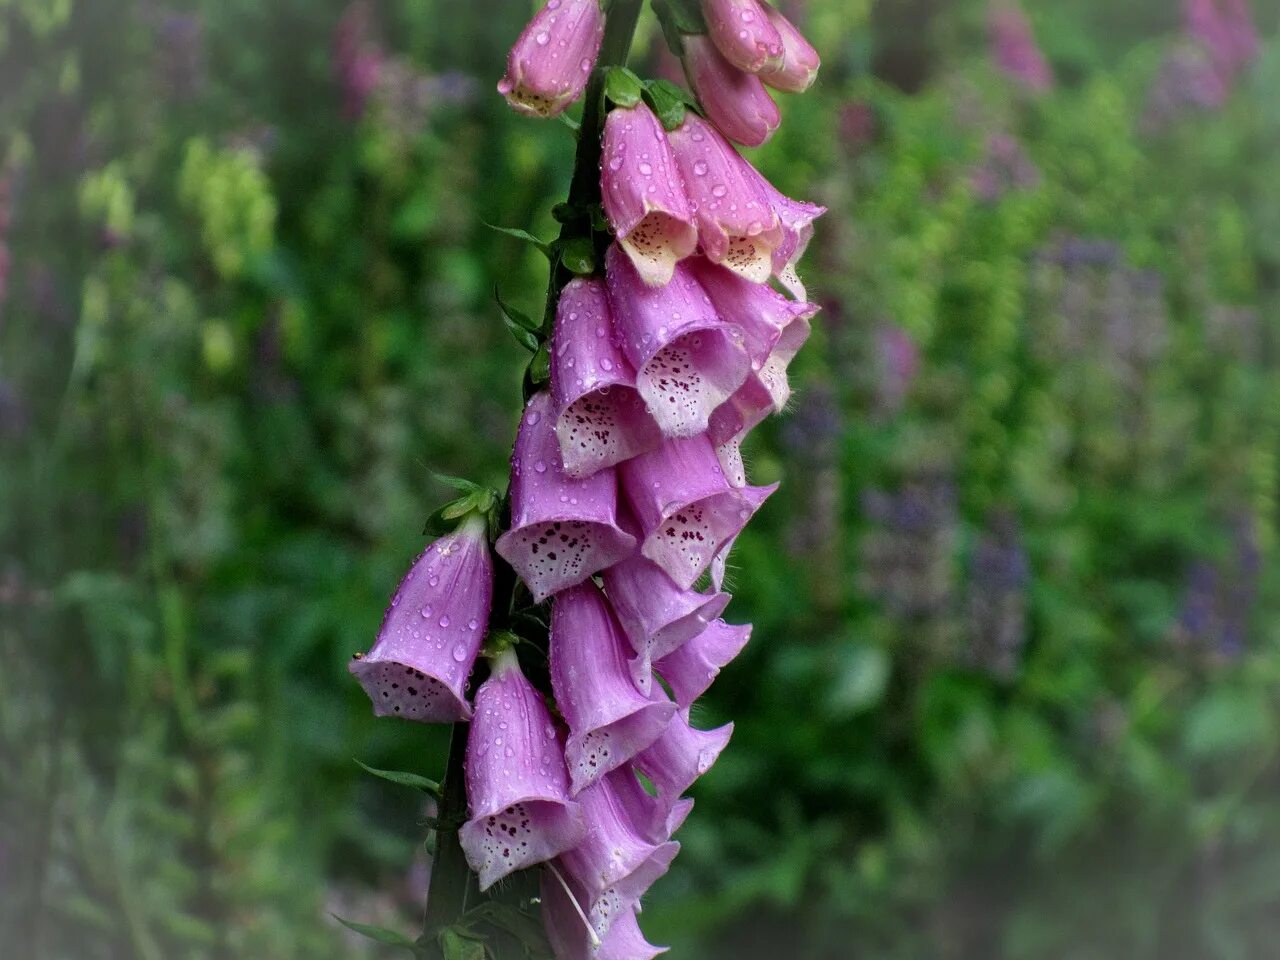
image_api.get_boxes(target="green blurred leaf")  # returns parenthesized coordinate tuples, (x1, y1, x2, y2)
(482, 222, 551, 258)
(331, 915, 417, 952)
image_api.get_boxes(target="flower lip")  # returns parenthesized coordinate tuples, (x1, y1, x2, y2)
(551, 277, 663, 479)
(496, 392, 637, 602)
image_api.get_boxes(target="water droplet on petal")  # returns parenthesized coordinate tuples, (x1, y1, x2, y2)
(534, 460, 547, 474)
(452, 644, 468, 662)
(439, 615, 451, 628)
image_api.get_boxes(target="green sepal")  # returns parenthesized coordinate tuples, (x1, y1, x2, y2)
(559, 236, 597, 275)
(643, 78, 694, 130)
(430, 471, 487, 495)
(330, 915, 417, 953)
(482, 221, 551, 259)
(527, 341, 551, 386)
(495, 287, 543, 353)
(603, 66, 644, 107)
(354, 759, 442, 796)
(422, 485, 500, 536)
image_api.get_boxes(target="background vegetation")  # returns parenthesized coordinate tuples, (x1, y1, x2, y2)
(3, 1, 1279, 957)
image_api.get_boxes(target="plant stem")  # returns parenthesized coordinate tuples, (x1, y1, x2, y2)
(421, 0, 646, 950)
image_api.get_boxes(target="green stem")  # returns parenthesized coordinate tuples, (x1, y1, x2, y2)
(421, 0, 647, 950)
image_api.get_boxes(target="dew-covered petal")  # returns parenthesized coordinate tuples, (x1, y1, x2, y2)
(461, 650, 587, 890)
(682, 34, 780, 147)
(632, 711, 733, 814)
(602, 103, 698, 287)
(757, 4, 821, 93)
(619, 434, 776, 589)
(602, 551, 730, 690)
(551, 581, 677, 794)
(667, 114, 781, 281)
(348, 516, 492, 723)
(498, 0, 605, 118)
(497, 392, 636, 601)
(654, 619, 752, 709)
(605, 246, 749, 438)
(552, 278, 663, 478)
(702, 0, 784, 74)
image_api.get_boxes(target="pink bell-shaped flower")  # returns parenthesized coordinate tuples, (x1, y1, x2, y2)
(683, 33, 780, 147)
(349, 515, 492, 722)
(497, 392, 636, 602)
(632, 711, 733, 824)
(602, 549, 730, 690)
(558, 773, 680, 941)
(605, 244, 750, 439)
(460, 647, 587, 890)
(601, 102, 699, 287)
(701, 0, 784, 74)
(654, 619, 752, 710)
(541, 861, 668, 960)
(691, 257, 817, 442)
(498, 0, 606, 117)
(551, 277, 663, 479)
(551, 581, 677, 793)
(667, 114, 782, 283)
(757, 4, 821, 93)
(619, 433, 776, 589)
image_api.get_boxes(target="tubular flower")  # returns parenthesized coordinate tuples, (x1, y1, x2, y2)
(601, 549, 731, 688)
(619, 433, 776, 590)
(757, 4, 820, 93)
(551, 277, 663, 479)
(609, 764, 695, 843)
(605, 244, 750, 439)
(667, 113, 782, 283)
(497, 392, 636, 602)
(655, 619, 753, 710)
(701, 0, 783, 74)
(747, 167, 827, 298)
(632, 711, 733, 822)
(551, 581, 677, 793)
(540, 863, 668, 960)
(692, 257, 818, 442)
(349, 514, 492, 722)
(498, 0, 606, 118)
(682, 33, 780, 147)
(601, 102, 698, 287)
(557, 773, 680, 940)
(461, 648, 587, 890)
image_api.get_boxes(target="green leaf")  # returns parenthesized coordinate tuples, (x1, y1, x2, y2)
(495, 288, 542, 352)
(482, 221, 551, 258)
(460, 902, 553, 958)
(642, 79, 689, 130)
(603, 66, 644, 108)
(440, 928, 489, 960)
(354, 759, 441, 795)
(331, 915, 417, 952)
(559, 236, 597, 275)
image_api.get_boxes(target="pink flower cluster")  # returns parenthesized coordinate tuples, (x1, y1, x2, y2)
(1184, 0, 1259, 90)
(987, 1, 1053, 93)
(352, 1, 823, 955)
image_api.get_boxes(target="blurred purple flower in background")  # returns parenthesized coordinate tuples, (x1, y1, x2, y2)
(966, 510, 1030, 679)
(988, 1, 1054, 93)
(333, 1, 383, 120)
(873, 324, 918, 418)
(860, 475, 958, 619)
(1144, 0, 1258, 130)
(1173, 512, 1262, 661)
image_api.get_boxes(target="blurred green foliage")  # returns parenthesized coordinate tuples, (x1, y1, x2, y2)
(1, 1, 1278, 958)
